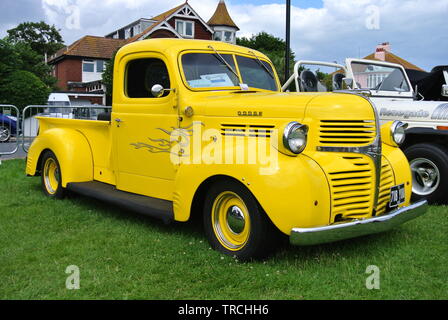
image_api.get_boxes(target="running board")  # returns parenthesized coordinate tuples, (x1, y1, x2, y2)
(66, 181, 174, 223)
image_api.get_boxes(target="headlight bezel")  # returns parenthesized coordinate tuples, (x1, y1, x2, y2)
(390, 120, 408, 146)
(282, 121, 309, 155)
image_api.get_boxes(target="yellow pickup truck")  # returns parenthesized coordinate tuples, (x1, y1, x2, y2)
(26, 39, 427, 260)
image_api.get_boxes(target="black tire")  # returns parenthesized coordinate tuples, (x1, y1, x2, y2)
(40, 150, 65, 199)
(0, 126, 11, 143)
(203, 180, 280, 261)
(404, 143, 448, 204)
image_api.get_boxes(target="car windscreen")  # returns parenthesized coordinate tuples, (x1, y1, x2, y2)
(236, 56, 278, 91)
(182, 53, 239, 89)
(351, 62, 410, 92)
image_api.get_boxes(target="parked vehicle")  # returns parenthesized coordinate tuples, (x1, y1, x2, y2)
(284, 59, 448, 204)
(25, 39, 427, 260)
(0, 113, 17, 143)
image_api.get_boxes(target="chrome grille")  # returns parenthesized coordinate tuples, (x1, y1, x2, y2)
(319, 120, 376, 146)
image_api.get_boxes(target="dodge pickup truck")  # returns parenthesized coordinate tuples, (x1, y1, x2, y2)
(26, 39, 427, 260)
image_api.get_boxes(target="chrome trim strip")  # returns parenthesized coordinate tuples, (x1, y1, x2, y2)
(290, 200, 427, 246)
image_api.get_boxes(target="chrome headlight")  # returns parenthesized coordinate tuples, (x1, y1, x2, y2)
(283, 122, 308, 154)
(391, 121, 408, 145)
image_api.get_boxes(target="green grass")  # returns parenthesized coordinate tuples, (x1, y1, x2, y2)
(0, 159, 447, 300)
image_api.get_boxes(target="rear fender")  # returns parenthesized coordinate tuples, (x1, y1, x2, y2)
(26, 128, 93, 187)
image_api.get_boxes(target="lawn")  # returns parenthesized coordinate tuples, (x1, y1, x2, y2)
(0, 159, 446, 300)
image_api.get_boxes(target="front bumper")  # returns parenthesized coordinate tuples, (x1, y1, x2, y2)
(290, 200, 428, 246)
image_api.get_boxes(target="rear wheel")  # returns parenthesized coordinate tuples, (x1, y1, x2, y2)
(203, 180, 280, 260)
(404, 143, 448, 204)
(41, 150, 65, 199)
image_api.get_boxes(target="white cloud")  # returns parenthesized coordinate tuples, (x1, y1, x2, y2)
(40, 0, 448, 71)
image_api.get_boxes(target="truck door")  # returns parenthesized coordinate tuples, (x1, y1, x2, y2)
(113, 54, 178, 201)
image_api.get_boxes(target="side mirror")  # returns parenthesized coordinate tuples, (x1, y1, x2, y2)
(442, 84, 448, 97)
(151, 84, 175, 98)
(151, 84, 165, 98)
(342, 77, 353, 89)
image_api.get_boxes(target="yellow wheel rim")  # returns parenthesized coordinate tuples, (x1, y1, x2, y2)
(212, 191, 251, 251)
(43, 158, 60, 195)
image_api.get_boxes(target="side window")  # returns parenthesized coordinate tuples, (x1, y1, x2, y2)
(126, 58, 170, 98)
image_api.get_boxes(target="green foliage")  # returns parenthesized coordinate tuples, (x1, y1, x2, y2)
(102, 51, 117, 105)
(0, 70, 50, 112)
(0, 35, 58, 109)
(237, 32, 296, 83)
(6, 21, 64, 57)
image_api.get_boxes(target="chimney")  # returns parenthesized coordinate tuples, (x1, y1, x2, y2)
(374, 42, 391, 61)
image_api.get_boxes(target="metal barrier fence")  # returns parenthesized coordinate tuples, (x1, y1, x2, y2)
(0, 105, 20, 158)
(21, 105, 112, 153)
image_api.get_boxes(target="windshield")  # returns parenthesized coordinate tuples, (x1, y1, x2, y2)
(351, 62, 410, 92)
(182, 53, 278, 91)
(236, 55, 277, 91)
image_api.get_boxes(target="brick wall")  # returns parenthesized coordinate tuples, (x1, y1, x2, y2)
(53, 58, 82, 90)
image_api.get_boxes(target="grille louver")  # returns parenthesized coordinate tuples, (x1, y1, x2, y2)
(319, 120, 376, 146)
(220, 124, 274, 138)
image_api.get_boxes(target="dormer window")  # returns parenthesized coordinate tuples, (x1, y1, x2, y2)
(213, 30, 234, 43)
(175, 20, 194, 38)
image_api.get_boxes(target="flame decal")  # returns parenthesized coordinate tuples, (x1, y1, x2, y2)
(130, 123, 203, 155)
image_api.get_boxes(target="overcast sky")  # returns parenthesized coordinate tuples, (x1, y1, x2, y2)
(0, 0, 447, 71)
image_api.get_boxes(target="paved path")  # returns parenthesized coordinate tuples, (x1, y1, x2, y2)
(0, 139, 28, 160)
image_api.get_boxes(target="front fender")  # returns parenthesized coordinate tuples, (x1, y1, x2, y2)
(173, 153, 331, 235)
(26, 128, 93, 187)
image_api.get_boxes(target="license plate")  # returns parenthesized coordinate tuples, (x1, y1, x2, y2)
(389, 184, 405, 208)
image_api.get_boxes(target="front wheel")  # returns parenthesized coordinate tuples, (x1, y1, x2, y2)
(203, 180, 280, 260)
(0, 126, 11, 142)
(41, 150, 66, 199)
(404, 143, 448, 204)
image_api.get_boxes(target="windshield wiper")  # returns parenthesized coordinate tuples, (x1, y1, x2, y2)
(207, 45, 239, 80)
(248, 51, 275, 79)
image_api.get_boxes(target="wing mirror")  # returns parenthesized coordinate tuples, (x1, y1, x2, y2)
(342, 77, 353, 89)
(442, 84, 448, 97)
(151, 84, 175, 98)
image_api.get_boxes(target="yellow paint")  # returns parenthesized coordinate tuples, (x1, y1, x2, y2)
(26, 39, 414, 236)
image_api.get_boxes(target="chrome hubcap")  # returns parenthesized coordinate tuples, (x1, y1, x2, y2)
(0, 126, 10, 142)
(226, 205, 246, 234)
(410, 158, 440, 196)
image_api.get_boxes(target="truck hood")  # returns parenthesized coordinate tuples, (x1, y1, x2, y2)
(184, 91, 321, 120)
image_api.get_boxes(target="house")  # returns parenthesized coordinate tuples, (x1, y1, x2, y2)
(48, 0, 239, 106)
(49, 36, 126, 105)
(208, 0, 240, 44)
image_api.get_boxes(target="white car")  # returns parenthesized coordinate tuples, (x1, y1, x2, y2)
(283, 58, 448, 204)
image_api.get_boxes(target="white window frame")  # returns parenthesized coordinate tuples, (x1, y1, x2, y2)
(82, 60, 95, 73)
(175, 19, 194, 38)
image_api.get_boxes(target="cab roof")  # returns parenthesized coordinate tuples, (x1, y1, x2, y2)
(116, 38, 270, 61)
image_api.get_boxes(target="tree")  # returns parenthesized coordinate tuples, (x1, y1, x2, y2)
(7, 21, 64, 58)
(0, 70, 51, 112)
(102, 51, 118, 105)
(0, 39, 57, 89)
(237, 32, 296, 83)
